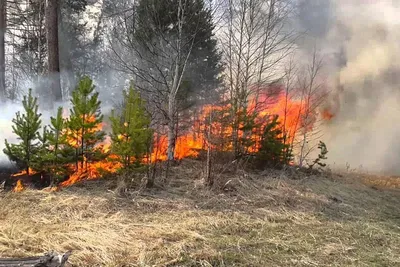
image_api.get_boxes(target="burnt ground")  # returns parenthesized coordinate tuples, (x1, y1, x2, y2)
(0, 163, 17, 188)
(0, 163, 50, 190)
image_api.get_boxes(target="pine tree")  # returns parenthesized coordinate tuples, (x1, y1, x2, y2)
(256, 115, 292, 168)
(46, 0, 62, 101)
(308, 141, 328, 170)
(238, 109, 258, 156)
(36, 107, 75, 184)
(3, 89, 42, 174)
(135, 0, 222, 96)
(134, 0, 223, 160)
(110, 84, 152, 169)
(67, 76, 105, 171)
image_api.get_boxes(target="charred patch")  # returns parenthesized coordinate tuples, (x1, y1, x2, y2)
(0, 164, 51, 191)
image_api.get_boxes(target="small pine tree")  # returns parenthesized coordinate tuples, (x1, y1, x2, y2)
(35, 107, 75, 184)
(4, 89, 42, 175)
(110, 85, 152, 169)
(67, 76, 106, 170)
(255, 115, 292, 168)
(308, 141, 328, 170)
(238, 109, 258, 157)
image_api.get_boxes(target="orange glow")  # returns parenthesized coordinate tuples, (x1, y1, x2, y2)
(11, 168, 36, 177)
(322, 109, 335, 120)
(149, 134, 203, 162)
(145, 90, 314, 161)
(11, 87, 317, 187)
(13, 180, 24, 192)
(146, 90, 313, 160)
(61, 129, 122, 186)
(65, 115, 105, 149)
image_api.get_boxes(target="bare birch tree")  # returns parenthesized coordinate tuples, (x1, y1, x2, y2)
(219, 0, 297, 157)
(281, 56, 298, 161)
(108, 0, 221, 164)
(204, 109, 213, 186)
(296, 48, 327, 167)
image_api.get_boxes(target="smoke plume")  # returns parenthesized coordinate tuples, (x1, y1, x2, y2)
(298, 0, 400, 174)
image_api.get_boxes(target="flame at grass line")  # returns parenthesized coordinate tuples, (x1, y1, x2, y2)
(11, 168, 37, 192)
(60, 134, 123, 186)
(11, 89, 318, 188)
(150, 90, 315, 160)
(13, 180, 25, 192)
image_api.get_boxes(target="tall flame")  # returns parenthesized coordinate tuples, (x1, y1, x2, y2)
(11, 88, 317, 187)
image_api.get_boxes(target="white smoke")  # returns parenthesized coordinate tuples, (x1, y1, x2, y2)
(0, 73, 123, 165)
(0, 102, 24, 164)
(298, 0, 400, 174)
(0, 100, 69, 164)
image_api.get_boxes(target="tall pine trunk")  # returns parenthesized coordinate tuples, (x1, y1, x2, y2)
(205, 110, 213, 186)
(46, 0, 62, 102)
(167, 96, 176, 162)
(0, 0, 6, 101)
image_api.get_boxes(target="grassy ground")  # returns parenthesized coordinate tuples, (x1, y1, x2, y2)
(0, 160, 399, 266)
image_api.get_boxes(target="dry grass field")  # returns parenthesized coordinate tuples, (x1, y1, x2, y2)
(0, 160, 399, 266)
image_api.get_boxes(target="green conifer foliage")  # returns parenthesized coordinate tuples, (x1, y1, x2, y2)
(308, 141, 328, 170)
(110, 85, 152, 169)
(3, 89, 42, 174)
(67, 76, 106, 170)
(36, 107, 75, 184)
(255, 115, 292, 168)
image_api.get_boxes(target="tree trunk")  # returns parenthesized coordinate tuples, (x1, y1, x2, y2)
(205, 110, 213, 186)
(167, 96, 176, 161)
(0, 0, 6, 101)
(46, 0, 62, 102)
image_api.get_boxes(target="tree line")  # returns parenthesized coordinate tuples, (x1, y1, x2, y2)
(4, 76, 153, 186)
(4, 76, 298, 187)
(1, 0, 329, 186)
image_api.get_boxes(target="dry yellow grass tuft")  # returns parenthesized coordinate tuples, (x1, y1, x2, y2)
(0, 160, 399, 266)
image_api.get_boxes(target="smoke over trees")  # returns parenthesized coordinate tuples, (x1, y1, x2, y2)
(295, 0, 400, 173)
(3, 0, 398, 180)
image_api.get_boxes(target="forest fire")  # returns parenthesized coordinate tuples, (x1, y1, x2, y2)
(60, 90, 313, 187)
(60, 158, 121, 187)
(60, 135, 122, 186)
(13, 180, 24, 192)
(8, 88, 315, 190)
(11, 168, 36, 177)
(148, 91, 312, 161)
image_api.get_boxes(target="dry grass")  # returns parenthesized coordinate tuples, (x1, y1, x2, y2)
(0, 160, 399, 266)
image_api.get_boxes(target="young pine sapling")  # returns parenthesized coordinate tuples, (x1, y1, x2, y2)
(110, 85, 152, 169)
(3, 89, 42, 175)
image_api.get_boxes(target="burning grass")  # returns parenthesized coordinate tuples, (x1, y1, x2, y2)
(0, 161, 399, 266)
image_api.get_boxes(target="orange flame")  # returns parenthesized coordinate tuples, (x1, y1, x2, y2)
(11, 168, 36, 177)
(61, 134, 122, 186)
(146, 90, 313, 161)
(13, 180, 24, 192)
(12, 87, 317, 187)
(322, 109, 335, 120)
